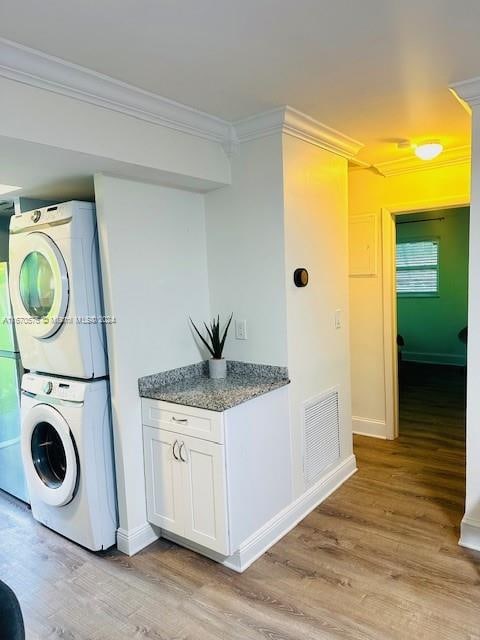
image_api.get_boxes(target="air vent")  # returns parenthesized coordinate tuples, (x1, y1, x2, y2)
(303, 388, 341, 488)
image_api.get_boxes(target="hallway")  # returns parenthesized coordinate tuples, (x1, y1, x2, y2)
(0, 364, 478, 639)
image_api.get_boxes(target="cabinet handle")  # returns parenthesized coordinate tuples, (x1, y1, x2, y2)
(172, 417, 188, 424)
(172, 440, 180, 461)
(179, 442, 187, 463)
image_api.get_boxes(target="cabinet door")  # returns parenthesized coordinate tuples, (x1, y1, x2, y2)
(143, 426, 184, 535)
(180, 435, 229, 555)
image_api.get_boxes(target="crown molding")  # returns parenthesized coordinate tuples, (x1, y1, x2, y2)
(372, 145, 471, 177)
(348, 157, 372, 169)
(0, 37, 232, 144)
(0, 38, 363, 161)
(450, 77, 480, 108)
(233, 106, 363, 160)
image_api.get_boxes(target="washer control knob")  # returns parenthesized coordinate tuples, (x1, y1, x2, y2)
(43, 381, 53, 395)
(31, 210, 41, 223)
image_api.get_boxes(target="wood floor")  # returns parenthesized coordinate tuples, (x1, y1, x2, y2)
(1, 363, 479, 639)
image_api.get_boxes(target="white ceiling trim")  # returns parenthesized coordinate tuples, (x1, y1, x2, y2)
(373, 145, 471, 177)
(348, 157, 371, 169)
(0, 37, 364, 161)
(450, 77, 480, 108)
(0, 37, 232, 144)
(233, 106, 363, 160)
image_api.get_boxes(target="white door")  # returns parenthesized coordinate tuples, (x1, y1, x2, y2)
(143, 426, 184, 536)
(180, 435, 229, 555)
(10, 232, 69, 339)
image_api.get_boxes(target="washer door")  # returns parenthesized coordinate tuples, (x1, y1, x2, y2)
(22, 404, 78, 507)
(11, 232, 69, 339)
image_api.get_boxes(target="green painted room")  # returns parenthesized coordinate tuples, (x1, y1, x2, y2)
(396, 206, 469, 368)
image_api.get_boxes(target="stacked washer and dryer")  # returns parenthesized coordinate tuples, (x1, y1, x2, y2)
(9, 201, 117, 551)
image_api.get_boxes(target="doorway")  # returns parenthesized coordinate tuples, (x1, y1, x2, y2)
(383, 205, 469, 439)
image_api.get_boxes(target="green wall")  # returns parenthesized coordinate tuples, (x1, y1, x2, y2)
(397, 207, 469, 366)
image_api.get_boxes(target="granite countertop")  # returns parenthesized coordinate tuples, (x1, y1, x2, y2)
(138, 361, 290, 412)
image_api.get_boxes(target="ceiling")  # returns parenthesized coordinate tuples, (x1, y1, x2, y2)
(0, 0, 477, 164)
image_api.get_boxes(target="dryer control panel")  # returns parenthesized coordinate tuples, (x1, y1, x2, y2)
(21, 373, 88, 403)
(9, 200, 94, 233)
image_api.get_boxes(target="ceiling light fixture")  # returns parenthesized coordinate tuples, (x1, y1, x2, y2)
(414, 141, 443, 161)
(0, 184, 21, 196)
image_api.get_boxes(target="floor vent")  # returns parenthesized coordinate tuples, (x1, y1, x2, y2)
(304, 388, 341, 488)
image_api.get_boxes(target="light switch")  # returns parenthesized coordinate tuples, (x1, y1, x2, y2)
(235, 319, 248, 340)
(335, 309, 342, 329)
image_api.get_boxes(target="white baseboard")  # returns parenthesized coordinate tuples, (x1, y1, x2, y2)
(352, 416, 387, 439)
(459, 516, 480, 552)
(402, 351, 466, 367)
(228, 454, 357, 572)
(164, 454, 357, 573)
(116, 522, 160, 556)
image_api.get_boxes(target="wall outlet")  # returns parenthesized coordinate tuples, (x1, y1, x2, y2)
(235, 319, 248, 340)
(335, 309, 342, 329)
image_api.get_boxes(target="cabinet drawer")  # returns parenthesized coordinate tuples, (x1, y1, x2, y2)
(141, 399, 224, 443)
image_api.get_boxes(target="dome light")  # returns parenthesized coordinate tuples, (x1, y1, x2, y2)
(414, 142, 443, 161)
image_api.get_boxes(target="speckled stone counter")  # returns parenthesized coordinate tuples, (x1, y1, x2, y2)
(138, 361, 290, 412)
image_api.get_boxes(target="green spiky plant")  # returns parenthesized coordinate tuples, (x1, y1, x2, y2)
(190, 313, 233, 359)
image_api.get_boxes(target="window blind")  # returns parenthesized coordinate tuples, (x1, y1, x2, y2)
(396, 240, 439, 295)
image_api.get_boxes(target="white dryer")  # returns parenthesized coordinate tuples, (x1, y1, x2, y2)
(9, 201, 107, 379)
(20, 373, 117, 551)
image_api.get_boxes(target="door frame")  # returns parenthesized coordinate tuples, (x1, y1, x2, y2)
(382, 195, 470, 440)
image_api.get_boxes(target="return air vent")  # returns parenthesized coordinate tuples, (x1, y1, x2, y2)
(303, 388, 340, 488)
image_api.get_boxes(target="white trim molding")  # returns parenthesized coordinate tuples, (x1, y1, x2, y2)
(352, 416, 387, 439)
(0, 37, 364, 163)
(349, 157, 372, 169)
(233, 106, 363, 160)
(450, 76, 480, 108)
(374, 145, 471, 177)
(116, 523, 160, 556)
(164, 454, 357, 572)
(459, 516, 480, 552)
(0, 37, 232, 144)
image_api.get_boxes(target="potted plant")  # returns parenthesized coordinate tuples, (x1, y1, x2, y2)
(190, 314, 233, 379)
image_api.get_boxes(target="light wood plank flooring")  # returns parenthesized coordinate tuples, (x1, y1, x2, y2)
(1, 363, 479, 639)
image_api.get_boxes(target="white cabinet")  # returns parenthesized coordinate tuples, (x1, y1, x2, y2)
(180, 434, 228, 552)
(143, 425, 229, 555)
(143, 427, 184, 537)
(142, 388, 292, 566)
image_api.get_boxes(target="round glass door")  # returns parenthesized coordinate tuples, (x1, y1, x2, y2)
(31, 421, 67, 489)
(13, 233, 69, 339)
(22, 404, 78, 507)
(20, 252, 56, 319)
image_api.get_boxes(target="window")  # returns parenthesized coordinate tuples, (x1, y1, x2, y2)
(396, 239, 439, 296)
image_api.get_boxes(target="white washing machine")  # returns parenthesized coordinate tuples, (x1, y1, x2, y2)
(9, 201, 107, 379)
(20, 373, 117, 551)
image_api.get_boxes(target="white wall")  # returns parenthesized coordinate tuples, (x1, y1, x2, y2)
(205, 135, 288, 366)
(0, 76, 230, 190)
(283, 135, 353, 497)
(94, 174, 211, 537)
(206, 133, 354, 502)
(348, 163, 471, 438)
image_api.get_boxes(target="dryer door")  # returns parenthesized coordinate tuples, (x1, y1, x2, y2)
(22, 403, 78, 507)
(10, 232, 69, 339)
